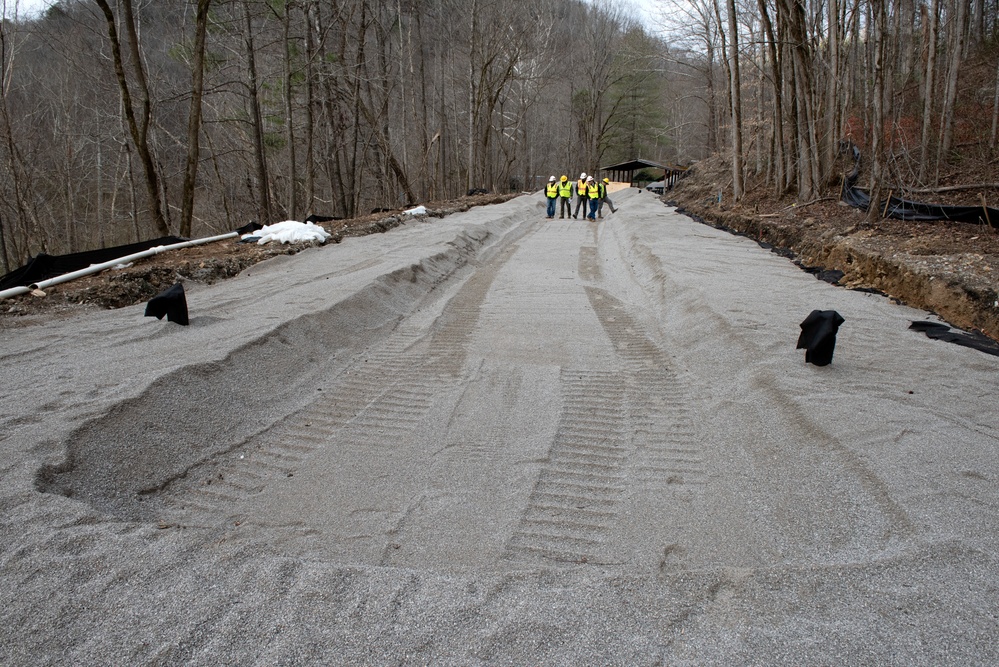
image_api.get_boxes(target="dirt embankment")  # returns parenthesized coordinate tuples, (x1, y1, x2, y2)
(667, 156, 999, 340)
(1, 193, 519, 324)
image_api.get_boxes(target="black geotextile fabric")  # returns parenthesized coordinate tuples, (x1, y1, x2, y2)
(797, 310, 845, 366)
(842, 181, 999, 225)
(840, 141, 999, 227)
(909, 321, 999, 357)
(145, 282, 189, 326)
(0, 236, 187, 290)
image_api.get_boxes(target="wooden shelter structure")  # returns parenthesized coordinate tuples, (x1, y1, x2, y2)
(599, 158, 688, 189)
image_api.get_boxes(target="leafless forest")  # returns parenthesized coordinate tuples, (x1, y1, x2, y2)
(0, 0, 997, 274)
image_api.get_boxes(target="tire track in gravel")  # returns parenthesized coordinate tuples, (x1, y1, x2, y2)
(157, 218, 541, 533)
(504, 237, 706, 568)
(504, 368, 629, 565)
(156, 331, 430, 526)
(615, 213, 915, 561)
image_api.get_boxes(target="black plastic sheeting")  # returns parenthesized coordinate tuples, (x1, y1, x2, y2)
(909, 321, 999, 357)
(144, 282, 189, 326)
(0, 236, 187, 291)
(797, 310, 845, 366)
(840, 141, 999, 226)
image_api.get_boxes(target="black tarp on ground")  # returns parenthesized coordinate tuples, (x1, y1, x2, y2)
(0, 237, 187, 290)
(144, 283, 189, 326)
(797, 310, 845, 366)
(842, 182, 999, 225)
(909, 321, 999, 357)
(840, 141, 999, 227)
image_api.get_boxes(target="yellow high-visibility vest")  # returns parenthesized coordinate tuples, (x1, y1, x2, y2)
(546, 182, 559, 198)
(576, 179, 587, 196)
(558, 180, 573, 197)
(587, 182, 600, 199)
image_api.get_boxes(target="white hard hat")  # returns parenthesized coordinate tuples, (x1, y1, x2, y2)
(549, 175, 556, 182)
(586, 175, 594, 182)
(580, 172, 587, 179)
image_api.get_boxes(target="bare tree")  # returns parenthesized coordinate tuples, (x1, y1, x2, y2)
(756, 0, 787, 193)
(179, 0, 212, 238)
(938, 0, 968, 162)
(918, 0, 940, 183)
(866, 0, 888, 225)
(241, 0, 272, 224)
(724, 0, 743, 200)
(991, 56, 999, 148)
(93, 0, 170, 237)
(0, 3, 42, 265)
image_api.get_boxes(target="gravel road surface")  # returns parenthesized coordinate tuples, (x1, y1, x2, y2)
(2, 190, 998, 664)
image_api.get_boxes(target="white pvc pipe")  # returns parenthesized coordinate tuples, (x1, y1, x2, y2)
(0, 231, 239, 301)
(0, 285, 30, 300)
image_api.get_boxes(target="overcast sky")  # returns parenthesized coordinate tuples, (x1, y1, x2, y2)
(2, 0, 48, 19)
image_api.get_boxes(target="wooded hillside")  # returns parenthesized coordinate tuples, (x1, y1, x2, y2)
(0, 0, 684, 271)
(656, 0, 999, 213)
(1, 0, 997, 273)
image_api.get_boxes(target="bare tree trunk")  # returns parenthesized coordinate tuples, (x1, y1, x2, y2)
(93, 0, 170, 237)
(976, 0, 988, 44)
(712, 0, 731, 158)
(918, 0, 940, 183)
(0, 212, 9, 274)
(396, 0, 409, 195)
(180, 0, 212, 238)
(757, 0, 786, 193)
(991, 56, 999, 148)
(0, 12, 43, 260)
(281, 1, 298, 219)
(939, 0, 968, 159)
(824, 0, 841, 176)
(414, 5, 433, 200)
(350, 2, 366, 215)
(867, 0, 888, 225)
(242, 0, 272, 224)
(124, 140, 140, 242)
(704, 35, 718, 155)
(725, 0, 743, 200)
(467, 0, 476, 192)
(304, 0, 316, 215)
(778, 0, 819, 199)
(64, 136, 75, 252)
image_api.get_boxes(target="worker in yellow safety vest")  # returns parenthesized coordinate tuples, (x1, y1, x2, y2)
(597, 177, 618, 218)
(557, 175, 573, 218)
(586, 176, 600, 220)
(573, 172, 589, 219)
(544, 176, 559, 218)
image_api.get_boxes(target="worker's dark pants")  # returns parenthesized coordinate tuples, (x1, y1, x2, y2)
(588, 198, 599, 219)
(559, 197, 573, 218)
(598, 196, 616, 217)
(574, 194, 587, 218)
(546, 197, 557, 217)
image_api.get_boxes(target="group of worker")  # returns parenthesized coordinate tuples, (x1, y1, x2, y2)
(544, 172, 618, 220)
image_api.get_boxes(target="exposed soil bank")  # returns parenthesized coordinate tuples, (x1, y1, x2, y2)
(667, 160, 999, 340)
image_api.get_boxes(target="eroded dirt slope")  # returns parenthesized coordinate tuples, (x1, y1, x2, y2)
(667, 155, 999, 339)
(1, 193, 518, 325)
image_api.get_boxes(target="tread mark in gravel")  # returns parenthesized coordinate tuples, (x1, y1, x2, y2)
(161, 222, 541, 527)
(159, 332, 433, 525)
(504, 369, 629, 565)
(584, 286, 707, 490)
(504, 287, 707, 566)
